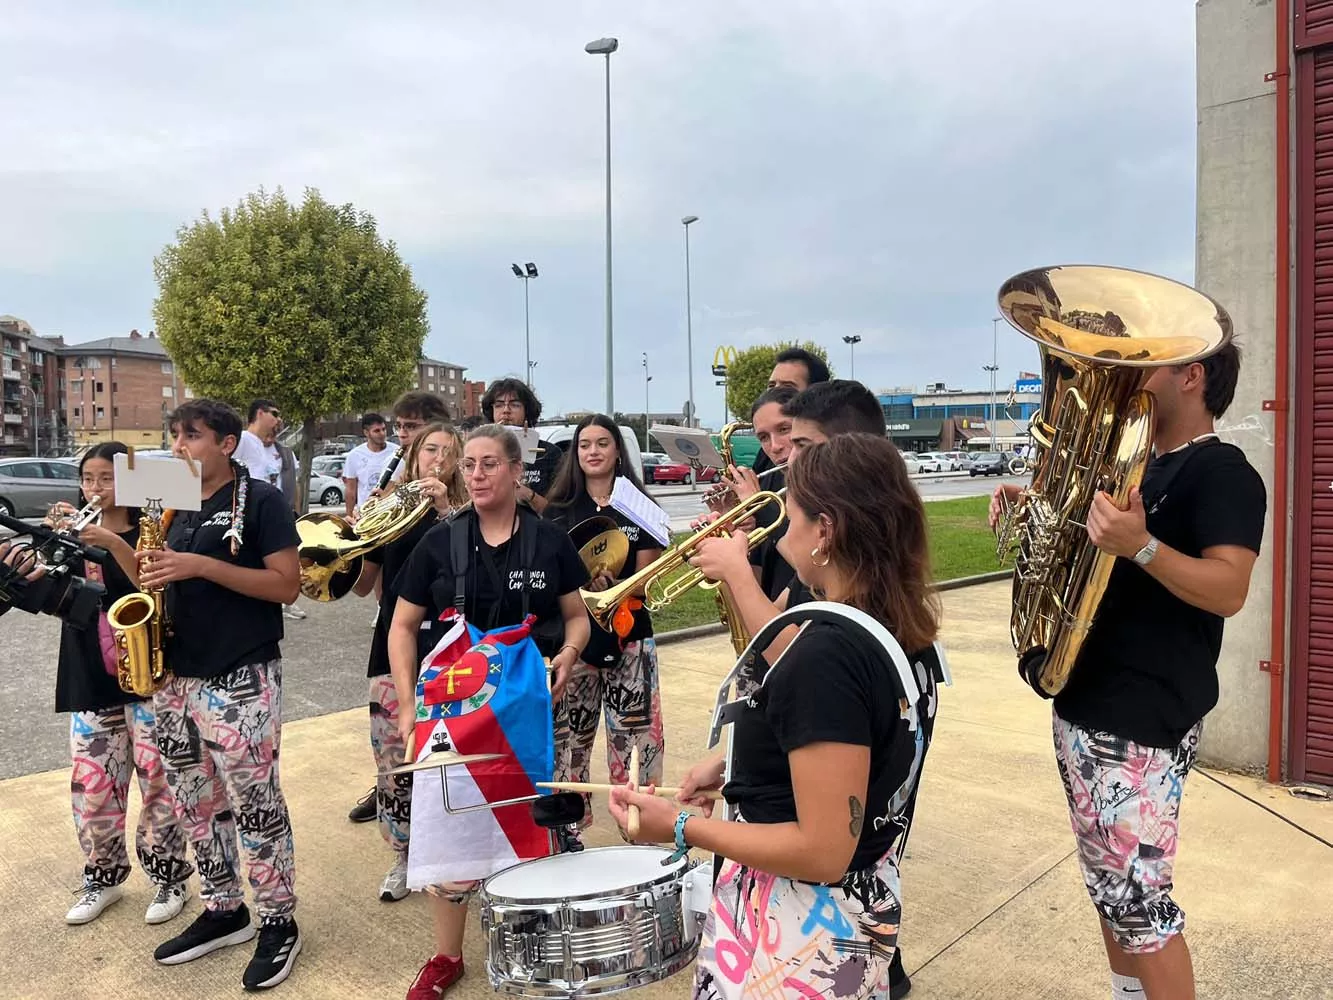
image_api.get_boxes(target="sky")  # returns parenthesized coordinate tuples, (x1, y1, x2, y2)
(0, 1, 1198, 426)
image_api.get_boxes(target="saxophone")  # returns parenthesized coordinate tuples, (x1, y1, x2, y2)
(108, 501, 174, 697)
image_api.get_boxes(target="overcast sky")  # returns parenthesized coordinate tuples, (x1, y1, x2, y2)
(0, 1, 1197, 425)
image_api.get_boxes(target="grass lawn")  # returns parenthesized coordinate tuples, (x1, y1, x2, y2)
(649, 495, 1005, 634)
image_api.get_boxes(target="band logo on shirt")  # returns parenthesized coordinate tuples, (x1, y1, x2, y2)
(507, 569, 547, 591)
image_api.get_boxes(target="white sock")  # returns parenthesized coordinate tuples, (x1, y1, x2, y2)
(1111, 972, 1144, 999)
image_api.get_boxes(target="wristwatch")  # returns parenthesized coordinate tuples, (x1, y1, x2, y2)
(1132, 535, 1159, 566)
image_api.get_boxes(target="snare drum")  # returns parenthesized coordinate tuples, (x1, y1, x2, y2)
(480, 845, 708, 998)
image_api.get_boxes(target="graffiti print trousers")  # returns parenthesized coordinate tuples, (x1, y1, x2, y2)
(368, 674, 411, 856)
(553, 639, 665, 825)
(153, 659, 297, 923)
(70, 702, 192, 889)
(693, 848, 903, 1000)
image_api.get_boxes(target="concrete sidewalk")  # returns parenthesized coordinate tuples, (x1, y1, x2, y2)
(1, 582, 1330, 999)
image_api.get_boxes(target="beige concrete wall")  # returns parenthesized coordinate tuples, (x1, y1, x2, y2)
(1195, 0, 1286, 770)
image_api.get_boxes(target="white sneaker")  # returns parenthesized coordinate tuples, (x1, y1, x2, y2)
(379, 856, 409, 902)
(145, 882, 191, 925)
(66, 883, 123, 925)
(283, 604, 307, 620)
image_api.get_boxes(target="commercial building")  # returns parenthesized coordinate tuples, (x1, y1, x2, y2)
(1196, 0, 1328, 784)
(877, 375, 1043, 453)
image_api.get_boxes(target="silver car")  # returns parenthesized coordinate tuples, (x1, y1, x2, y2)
(0, 458, 83, 517)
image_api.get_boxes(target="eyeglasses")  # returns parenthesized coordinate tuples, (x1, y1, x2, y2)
(394, 420, 423, 432)
(80, 475, 116, 487)
(492, 399, 523, 411)
(462, 459, 507, 476)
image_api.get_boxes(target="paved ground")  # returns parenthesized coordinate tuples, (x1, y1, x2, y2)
(1, 582, 1330, 999)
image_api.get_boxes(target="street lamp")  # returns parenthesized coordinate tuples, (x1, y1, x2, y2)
(528, 360, 538, 392)
(642, 352, 653, 451)
(586, 36, 619, 414)
(681, 215, 699, 428)
(17, 384, 39, 455)
(511, 262, 538, 385)
(985, 317, 1001, 452)
(842, 334, 862, 379)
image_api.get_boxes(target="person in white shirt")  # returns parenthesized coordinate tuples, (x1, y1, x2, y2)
(232, 400, 284, 488)
(341, 413, 395, 518)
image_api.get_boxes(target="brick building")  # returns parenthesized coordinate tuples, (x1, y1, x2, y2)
(63, 330, 184, 448)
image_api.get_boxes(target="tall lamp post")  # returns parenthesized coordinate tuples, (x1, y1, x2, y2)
(642, 352, 652, 451)
(842, 334, 862, 379)
(586, 36, 619, 414)
(985, 317, 1001, 452)
(18, 384, 39, 455)
(511, 262, 538, 384)
(681, 215, 699, 427)
(528, 360, 538, 392)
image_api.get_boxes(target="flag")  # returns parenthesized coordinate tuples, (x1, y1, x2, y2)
(406, 612, 554, 889)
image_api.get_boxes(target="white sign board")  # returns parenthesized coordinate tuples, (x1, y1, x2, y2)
(511, 427, 544, 464)
(651, 425, 725, 470)
(113, 453, 203, 511)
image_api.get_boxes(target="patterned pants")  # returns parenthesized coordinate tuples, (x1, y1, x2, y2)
(368, 674, 411, 856)
(1053, 710, 1201, 953)
(153, 659, 297, 923)
(553, 640, 665, 826)
(694, 851, 902, 999)
(70, 702, 192, 889)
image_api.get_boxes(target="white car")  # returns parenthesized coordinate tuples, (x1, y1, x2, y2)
(898, 451, 924, 475)
(309, 472, 344, 507)
(916, 452, 949, 473)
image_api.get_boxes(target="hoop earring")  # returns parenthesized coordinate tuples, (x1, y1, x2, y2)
(811, 547, 830, 568)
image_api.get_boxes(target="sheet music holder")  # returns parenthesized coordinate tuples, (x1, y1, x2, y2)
(113, 453, 203, 511)
(651, 425, 725, 471)
(511, 427, 544, 464)
(610, 476, 672, 548)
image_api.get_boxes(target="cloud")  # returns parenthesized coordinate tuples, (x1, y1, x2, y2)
(0, 0, 1197, 423)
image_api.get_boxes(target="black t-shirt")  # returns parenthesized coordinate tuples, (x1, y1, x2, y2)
(364, 510, 440, 678)
(521, 440, 564, 498)
(54, 527, 143, 713)
(164, 478, 301, 678)
(397, 509, 590, 659)
(1054, 439, 1267, 748)
(750, 520, 796, 602)
(545, 493, 663, 665)
(724, 620, 936, 872)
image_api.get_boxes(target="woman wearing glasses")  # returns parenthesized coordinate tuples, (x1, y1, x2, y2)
(45, 442, 193, 928)
(480, 378, 561, 513)
(350, 422, 467, 904)
(389, 424, 590, 999)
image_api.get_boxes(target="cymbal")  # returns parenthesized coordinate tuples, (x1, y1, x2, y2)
(381, 751, 504, 776)
(570, 515, 628, 578)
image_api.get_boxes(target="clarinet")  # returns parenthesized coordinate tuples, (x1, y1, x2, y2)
(376, 447, 405, 492)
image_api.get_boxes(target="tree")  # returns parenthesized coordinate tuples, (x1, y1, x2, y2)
(153, 187, 428, 512)
(723, 340, 833, 421)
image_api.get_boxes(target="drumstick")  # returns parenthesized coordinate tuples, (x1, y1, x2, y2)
(536, 781, 722, 801)
(627, 744, 641, 838)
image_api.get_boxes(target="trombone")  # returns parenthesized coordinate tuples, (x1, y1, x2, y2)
(581, 490, 785, 634)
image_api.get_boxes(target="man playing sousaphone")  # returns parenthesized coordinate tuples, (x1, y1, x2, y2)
(542, 414, 667, 842)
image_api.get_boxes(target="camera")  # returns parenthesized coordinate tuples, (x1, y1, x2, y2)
(0, 515, 108, 630)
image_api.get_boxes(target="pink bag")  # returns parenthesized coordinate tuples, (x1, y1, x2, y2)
(83, 560, 120, 678)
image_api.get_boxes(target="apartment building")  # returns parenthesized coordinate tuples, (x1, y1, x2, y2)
(63, 331, 184, 449)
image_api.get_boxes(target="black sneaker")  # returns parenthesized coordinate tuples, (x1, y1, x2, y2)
(348, 788, 376, 823)
(154, 904, 256, 965)
(243, 919, 302, 991)
(889, 948, 912, 999)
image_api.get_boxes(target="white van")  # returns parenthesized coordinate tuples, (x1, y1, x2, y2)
(537, 424, 645, 482)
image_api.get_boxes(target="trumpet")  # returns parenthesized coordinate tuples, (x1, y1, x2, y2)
(701, 462, 788, 512)
(581, 490, 786, 635)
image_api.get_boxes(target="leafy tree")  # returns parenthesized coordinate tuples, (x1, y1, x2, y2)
(723, 341, 833, 420)
(153, 187, 428, 512)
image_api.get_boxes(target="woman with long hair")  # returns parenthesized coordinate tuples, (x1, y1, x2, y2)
(46, 442, 193, 927)
(350, 421, 468, 903)
(609, 433, 944, 999)
(543, 414, 666, 834)
(389, 424, 590, 998)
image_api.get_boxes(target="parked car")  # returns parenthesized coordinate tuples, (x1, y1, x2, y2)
(898, 451, 924, 475)
(309, 472, 344, 506)
(311, 454, 346, 479)
(915, 452, 948, 473)
(538, 423, 644, 482)
(0, 458, 82, 517)
(644, 459, 721, 486)
(968, 452, 1010, 477)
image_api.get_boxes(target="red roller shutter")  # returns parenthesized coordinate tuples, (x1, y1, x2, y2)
(1294, 35, 1333, 784)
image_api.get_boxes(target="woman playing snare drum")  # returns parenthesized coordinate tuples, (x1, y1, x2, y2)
(609, 434, 944, 1000)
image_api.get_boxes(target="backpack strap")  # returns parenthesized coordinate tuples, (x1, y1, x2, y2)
(517, 507, 540, 619)
(447, 508, 471, 614)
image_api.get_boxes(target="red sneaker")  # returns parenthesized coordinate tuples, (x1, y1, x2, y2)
(407, 954, 464, 998)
